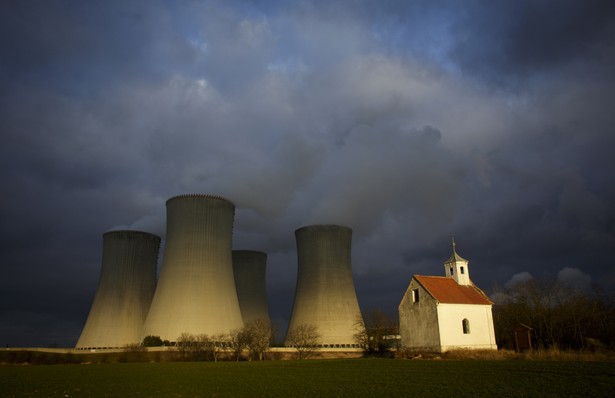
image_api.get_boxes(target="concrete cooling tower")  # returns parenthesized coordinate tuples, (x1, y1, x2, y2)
(141, 194, 243, 341)
(76, 230, 160, 349)
(232, 250, 270, 324)
(285, 224, 364, 347)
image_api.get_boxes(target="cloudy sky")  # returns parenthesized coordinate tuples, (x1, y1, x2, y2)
(2, 0, 614, 347)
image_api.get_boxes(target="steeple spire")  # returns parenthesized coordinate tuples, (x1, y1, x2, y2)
(444, 235, 470, 285)
(447, 234, 466, 263)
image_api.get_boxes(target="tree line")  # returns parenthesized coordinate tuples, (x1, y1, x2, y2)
(492, 278, 615, 350)
(138, 278, 615, 360)
(140, 319, 323, 361)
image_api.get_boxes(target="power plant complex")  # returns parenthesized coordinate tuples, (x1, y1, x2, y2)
(77, 194, 364, 349)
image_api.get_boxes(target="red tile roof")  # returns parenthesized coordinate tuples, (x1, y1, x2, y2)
(414, 275, 492, 305)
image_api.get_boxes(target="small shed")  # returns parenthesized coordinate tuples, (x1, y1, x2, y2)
(512, 323, 532, 352)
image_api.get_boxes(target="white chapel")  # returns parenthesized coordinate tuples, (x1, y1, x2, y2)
(398, 238, 498, 352)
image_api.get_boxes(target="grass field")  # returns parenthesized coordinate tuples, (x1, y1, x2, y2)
(1, 358, 614, 397)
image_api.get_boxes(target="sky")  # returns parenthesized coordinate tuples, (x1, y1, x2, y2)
(1, 0, 614, 347)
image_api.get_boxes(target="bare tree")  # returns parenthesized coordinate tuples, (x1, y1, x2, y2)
(175, 333, 216, 361)
(354, 309, 398, 355)
(243, 318, 274, 361)
(286, 324, 321, 360)
(194, 334, 211, 361)
(176, 332, 196, 359)
(209, 333, 228, 362)
(228, 328, 249, 361)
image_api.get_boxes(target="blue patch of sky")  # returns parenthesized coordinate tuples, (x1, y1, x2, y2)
(162, 0, 202, 45)
(367, 10, 461, 74)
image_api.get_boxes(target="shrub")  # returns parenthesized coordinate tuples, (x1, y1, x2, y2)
(142, 335, 164, 347)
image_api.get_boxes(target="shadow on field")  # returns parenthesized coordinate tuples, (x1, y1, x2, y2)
(1, 347, 614, 365)
(396, 347, 615, 361)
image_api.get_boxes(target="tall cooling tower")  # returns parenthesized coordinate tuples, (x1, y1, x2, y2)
(232, 250, 270, 324)
(142, 194, 243, 341)
(76, 230, 160, 349)
(285, 224, 364, 347)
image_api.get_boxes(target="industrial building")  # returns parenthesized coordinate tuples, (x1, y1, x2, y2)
(286, 224, 364, 347)
(76, 230, 160, 349)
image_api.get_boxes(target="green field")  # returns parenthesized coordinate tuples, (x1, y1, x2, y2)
(1, 359, 614, 397)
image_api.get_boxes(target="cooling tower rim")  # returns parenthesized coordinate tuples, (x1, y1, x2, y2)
(103, 229, 161, 240)
(295, 224, 353, 234)
(166, 193, 235, 207)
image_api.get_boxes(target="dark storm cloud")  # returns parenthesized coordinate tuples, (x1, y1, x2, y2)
(0, 0, 195, 92)
(1, 0, 614, 346)
(448, 0, 615, 81)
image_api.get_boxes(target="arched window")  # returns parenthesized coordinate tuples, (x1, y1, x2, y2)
(449, 266, 453, 276)
(462, 318, 470, 334)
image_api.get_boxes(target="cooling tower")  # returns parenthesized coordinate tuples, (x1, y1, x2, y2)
(285, 224, 364, 347)
(76, 230, 160, 349)
(141, 194, 243, 341)
(232, 250, 271, 324)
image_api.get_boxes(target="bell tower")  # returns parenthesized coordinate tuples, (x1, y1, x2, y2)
(444, 236, 470, 285)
